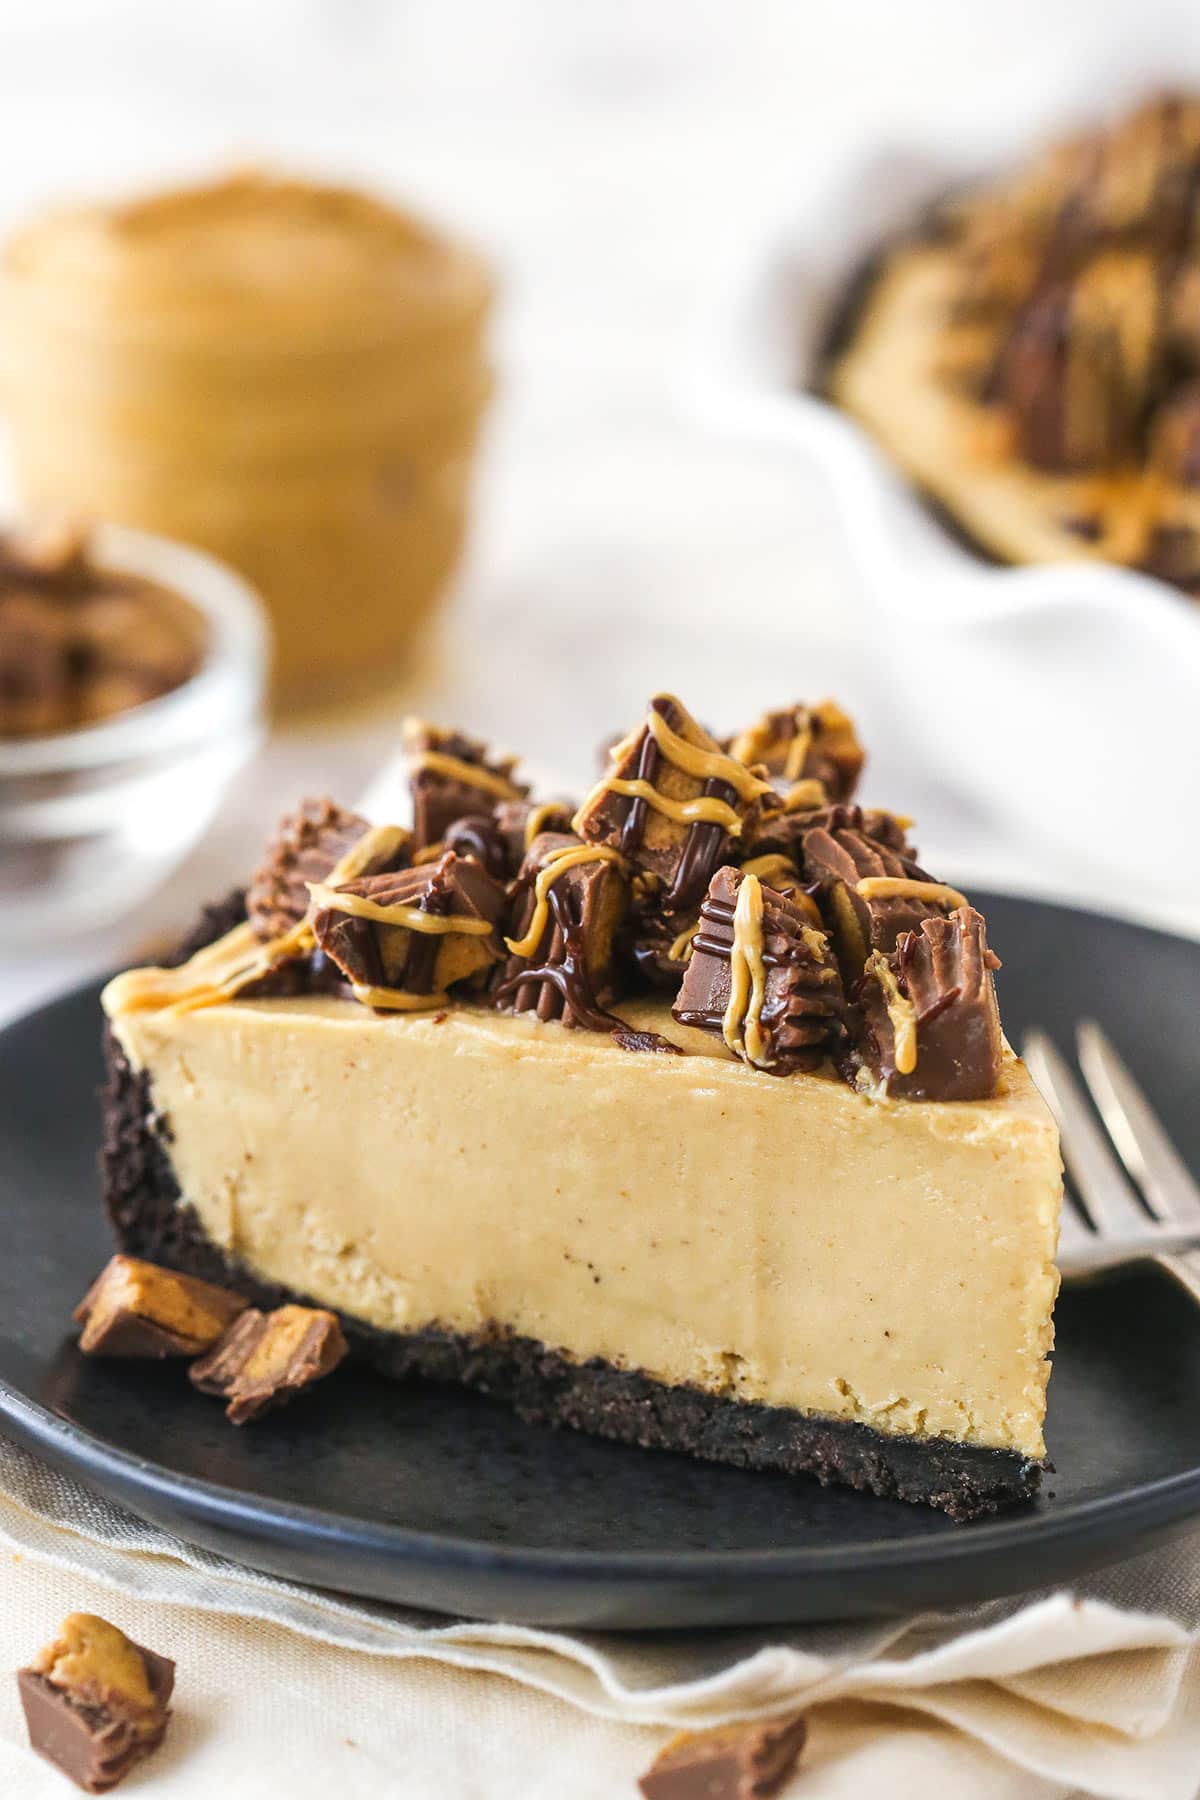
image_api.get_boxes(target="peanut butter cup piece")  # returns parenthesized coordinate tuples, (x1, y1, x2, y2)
(442, 800, 575, 884)
(189, 1304, 348, 1424)
(441, 813, 511, 880)
(1057, 92, 1200, 250)
(802, 823, 963, 978)
(312, 848, 505, 1005)
(854, 906, 1003, 1101)
(18, 1612, 174, 1793)
(1149, 379, 1200, 485)
(673, 865, 845, 1074)
(624, 891, 698, 994)
(491, 797, 575, 877)
(748, 800, 912, 865)
(494, 830, 629, 1028)
(574, 694, 771, 915)
(638, 1713, 807, 1800)
(727, 699, 865, 805)
(403, 718, 527, 850)
(247, 795, 371, 940)
(984, 251, 1161, 472)
(74, 1255, 247, 1358)
(1139, 520, 1200, 589)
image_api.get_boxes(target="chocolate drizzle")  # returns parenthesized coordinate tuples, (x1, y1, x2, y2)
(495, 878, 622, 1031)
(443, 813, 511, 881)
(495, 830, 629, 1029)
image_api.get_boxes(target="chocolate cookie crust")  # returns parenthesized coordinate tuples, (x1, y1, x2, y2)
(99, 893, 1040, 1523)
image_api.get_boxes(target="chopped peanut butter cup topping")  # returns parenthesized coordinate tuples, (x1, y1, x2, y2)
(802, 821, 959, 977)
(0, 525, 205, 740)
(103, 691, 1006, 1100)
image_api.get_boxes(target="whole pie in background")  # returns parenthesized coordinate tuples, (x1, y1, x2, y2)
(827, 92, 1200, 595)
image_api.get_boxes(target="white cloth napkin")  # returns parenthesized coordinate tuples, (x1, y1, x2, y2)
(0, 1437, 1198, 1799)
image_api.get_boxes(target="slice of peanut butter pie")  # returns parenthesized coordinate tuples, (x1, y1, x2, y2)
(100, 696, 1061, 1519)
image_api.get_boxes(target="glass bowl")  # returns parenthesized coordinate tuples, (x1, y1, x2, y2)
(0, 522, 268, 939)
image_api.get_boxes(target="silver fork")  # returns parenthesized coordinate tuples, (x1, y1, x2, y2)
(1023, 1022, 1200, 1298)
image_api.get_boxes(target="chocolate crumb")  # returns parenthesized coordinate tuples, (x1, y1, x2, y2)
(611, 1027, 683, 1054)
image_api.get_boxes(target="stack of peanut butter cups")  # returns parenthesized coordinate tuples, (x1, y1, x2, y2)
(0, 172, 494, 707)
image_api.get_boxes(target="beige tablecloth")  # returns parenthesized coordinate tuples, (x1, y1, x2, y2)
(0, 1437, 1198, 1799)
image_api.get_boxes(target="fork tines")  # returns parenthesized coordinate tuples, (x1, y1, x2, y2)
(1023, 1024, 1200, 1278)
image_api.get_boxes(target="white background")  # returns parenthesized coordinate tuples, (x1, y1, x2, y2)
(3, 0, 1200, 1015)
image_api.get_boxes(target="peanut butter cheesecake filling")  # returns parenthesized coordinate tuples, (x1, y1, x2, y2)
(100, 691, 1062, 1517)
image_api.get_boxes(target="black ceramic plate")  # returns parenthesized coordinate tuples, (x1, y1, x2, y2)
(1, 891, 1199, 1630)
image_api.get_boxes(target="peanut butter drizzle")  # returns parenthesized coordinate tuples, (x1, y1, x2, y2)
(740, 852, 799, 887)
(101, 921, 289, 1017)
(306, 883, 495, 935)
(410, 748, 522, 802)
(642, 704, 774, 803)
(782, 778, 828, 812)
(726, 711, 813, 782)
(573, 695, 771, 845)
(102, 822, 411, 1018)
(412, 840, 447, 864)
(1065, 253, 1159, 470)
(326, 824, 411, 884)
(575, 777, 746, 835)
(739, 855, 825, 926)
(345, 982, 450, 1011)
(722, 872, 770, 1067)
(865, 949, 919, 1075)
(782, 723, 813, 782)
(855, 876, 969, 910)
(523, 802, 563, 849)
(667, 920, 699, 962)
(504, 843, 625, 958)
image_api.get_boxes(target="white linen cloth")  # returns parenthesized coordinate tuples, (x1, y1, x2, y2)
(0, 1435, 1198, 1799)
